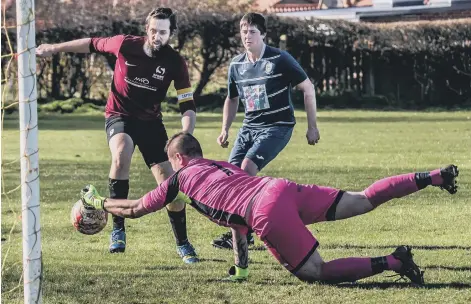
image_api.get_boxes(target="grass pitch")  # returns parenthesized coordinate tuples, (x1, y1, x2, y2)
(2, 110, 471, 303)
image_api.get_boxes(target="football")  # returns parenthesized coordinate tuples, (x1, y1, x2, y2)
(71, 199, 108, 235)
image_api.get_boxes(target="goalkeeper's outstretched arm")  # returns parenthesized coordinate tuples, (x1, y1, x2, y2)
(37, 38, 92, 57)
(81, 184, 151, 219)
(103, 198, 149, 219)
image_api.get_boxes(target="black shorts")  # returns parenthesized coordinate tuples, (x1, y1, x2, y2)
(105, 115, 168, 168)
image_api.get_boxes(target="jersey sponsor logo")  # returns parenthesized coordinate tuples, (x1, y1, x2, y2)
(264, 61, 274, 75)
(125, 61, 137, 67)
(242, 84, 270, 112)
(156, 66, 166, 75)
(124, 76, 157, 91)
(153, 66, 166, 80)
(134, 77, 149, 84)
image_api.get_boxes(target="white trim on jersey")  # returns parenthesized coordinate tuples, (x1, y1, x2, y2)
(273, 121, 296, 125)
(262, 105, 290, 115)
(243, 121, 295, 127)
(267, 86, 288, 98)
(124, 78, 157, 91)
(263, 55, 281, 61)
(230, 61, 250, 65)
(230, 54, 281, 66)
(235, 73, 283, 84)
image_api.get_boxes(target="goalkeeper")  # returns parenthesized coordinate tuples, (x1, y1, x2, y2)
(81, 132, 459, 284)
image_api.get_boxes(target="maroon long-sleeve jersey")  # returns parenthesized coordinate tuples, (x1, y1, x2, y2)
(90, 35, 195, 120)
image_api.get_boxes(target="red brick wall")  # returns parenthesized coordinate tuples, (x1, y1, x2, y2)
(362, 9, 471, 23)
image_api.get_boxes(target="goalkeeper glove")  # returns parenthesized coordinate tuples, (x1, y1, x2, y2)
(224, 265, 249, 282)
(81, 184, 106, 210)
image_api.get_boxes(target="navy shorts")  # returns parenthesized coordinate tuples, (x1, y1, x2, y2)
(228, 125, 293, 170)
(105, 115, 169, 168)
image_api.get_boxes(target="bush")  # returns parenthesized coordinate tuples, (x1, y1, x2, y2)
(3, 10, 470, 110)
(40, 98, 84, 113)
(73, 103, 105, 114)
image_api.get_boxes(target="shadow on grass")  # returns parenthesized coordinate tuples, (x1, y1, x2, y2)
(2, 114, 226, 131)
(245, 280, 471, 289)
(205, 278, 298, 286)
(253, 279, 298, 286)
(426, 265, 471, 272)
(198, 258, 227, 263)
(3, 113, 468, 130)
(144, 265, 188, 271)
(248, 260, 272, 265)
(314, 116, 470, 124)
(204, 278, 471, 288)
(323, 244, 471, 251)
(246, 280, 435, 288)
(249, 245, 267, 251)
(3, 115, 231, 130)
(334, 282, 471, 290)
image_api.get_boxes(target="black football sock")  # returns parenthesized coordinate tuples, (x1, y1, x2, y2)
(167, 208, 188, 246)
(109, 178, 129, 231)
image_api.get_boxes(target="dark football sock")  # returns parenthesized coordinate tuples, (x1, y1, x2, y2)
(167, 208, 188, 246)
(109, 178, 129, 231)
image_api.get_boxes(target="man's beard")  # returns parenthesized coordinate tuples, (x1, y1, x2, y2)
(144, 41, 166, 57)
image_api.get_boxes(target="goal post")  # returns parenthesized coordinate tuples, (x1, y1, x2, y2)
(15, 0, 43, 302)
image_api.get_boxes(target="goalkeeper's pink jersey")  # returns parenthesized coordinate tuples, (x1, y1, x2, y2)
(142, 158, 272, 229)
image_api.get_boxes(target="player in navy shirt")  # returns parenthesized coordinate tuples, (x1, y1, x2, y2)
(213, 13, 321, 249)
(227, 45, 305, 127)
(37, 8, 199, 263)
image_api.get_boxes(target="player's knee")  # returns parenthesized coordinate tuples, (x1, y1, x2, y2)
(241, 158, 259, 176)
(166, 200, 185, 212)
(293, 259, 324, 282)
(358, 191, 375, 209)
(166, 191, 189, 211)
(111, 153, 132, 172)
(295, 264, 324, 282)
(151, 161, 173, 181)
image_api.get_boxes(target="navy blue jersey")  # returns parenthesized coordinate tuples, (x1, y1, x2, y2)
(228, 45, 308, 127)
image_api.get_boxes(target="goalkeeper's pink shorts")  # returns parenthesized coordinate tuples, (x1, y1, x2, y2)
(247, 178, 343, 273)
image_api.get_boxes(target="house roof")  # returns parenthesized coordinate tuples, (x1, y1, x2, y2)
(275, 0, 471, 21)
(254, 0, 373, 12)
(255, 0, 318, 12)
(271, 4, 319, 13)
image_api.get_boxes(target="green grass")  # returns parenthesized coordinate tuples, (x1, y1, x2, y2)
(2, 111, 471, 303)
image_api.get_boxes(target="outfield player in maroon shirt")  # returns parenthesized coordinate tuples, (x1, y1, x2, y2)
(81, 132, 458, 284)
(37, 8, 199, 263)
